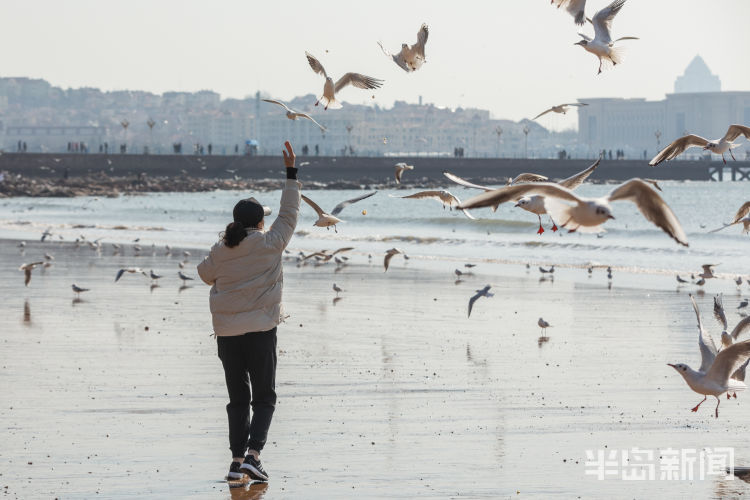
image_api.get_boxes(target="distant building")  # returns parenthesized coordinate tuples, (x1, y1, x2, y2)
(674, 55, 721, 94)
(578, 57, 750, 158)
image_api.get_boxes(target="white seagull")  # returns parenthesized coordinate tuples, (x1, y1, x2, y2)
(391, 190, 476, 220)
(305, 52, 383, 110)
(394, 162, 414, 183)
(532, 102, 588, 121)
(115, 267, 147, 282)
(447, 158, 600, 234)
(552, 0, 588, 25)
(713, 294, 750, 348)
(709, 201, 750, 234)
(650, 125, 750, 166)
(574, 0, 638, 75)
(300, 192, 376, 232)
(377, 23, 429, 73)
(71, 284, 90, 297)
(468, 285, 493, 318)
(458, 178, 688, 246)
(538, 317, 551, 334)
(262, 99, 326, 132)
(668, 295, 750, 418)
(178, 271, 194, 284)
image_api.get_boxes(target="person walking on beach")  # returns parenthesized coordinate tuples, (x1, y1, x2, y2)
(197, 141, 300, 482)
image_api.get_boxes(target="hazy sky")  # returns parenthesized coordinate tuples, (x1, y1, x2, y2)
(2, 0, 749, 130)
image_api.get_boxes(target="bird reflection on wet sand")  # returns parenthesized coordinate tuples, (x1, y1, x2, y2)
(23, 300, 31, 325)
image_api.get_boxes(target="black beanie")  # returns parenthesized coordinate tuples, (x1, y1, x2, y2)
(233, 197, 272, 227)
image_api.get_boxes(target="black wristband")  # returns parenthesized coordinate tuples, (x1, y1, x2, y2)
(286, 167, 298, 180)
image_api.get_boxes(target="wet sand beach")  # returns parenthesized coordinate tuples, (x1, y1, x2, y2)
(2, 238, 750, 498)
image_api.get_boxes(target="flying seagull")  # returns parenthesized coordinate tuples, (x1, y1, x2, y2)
(552, 0, 588, 25)
(532, 103, 588, 121)
(383, 248, 404, 272)
(650, 125, 750, 166)
(305, 52, 383, 110)
(712, 294, 750, 349)
(574, 0, 639, 75)
(115, 267, 147, 282)
(19, 261, 44, 286)
(668, 295, 750, 418)
(377, 23, 429, 72)
(458, 178, 688, 246)
(301, 192, 376, 232)
(394, 162, 414, 183)
(446, 157, 600, 234)
(262, 99, 326, 132)
(468, 285, 493, 318)
(709, 201, 750, 234)
(391, 190, 476, 220)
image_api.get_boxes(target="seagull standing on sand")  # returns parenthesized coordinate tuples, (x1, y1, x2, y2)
(574, 0, 638, 75)
(459, 178, 688, 246)
(394, 162, 414, 183)
(262, 99, 326, 132)
(19, 261, 44, 286)
(305, 52, 383, 110)
(650, 125, 750, 166)
(149, 270, 163, 283)
(332, 283, 343, 296)
(551, 0, 588, 25)
(709, 201, 750, 234)
(538, 317, 551, 334)
(178, 271, 194, 284)
(532, 103, 588, 121)
(668, 296, 750, 418)
(71, 284, 89, 298)
(378, 23, 429, 72)
(468, 285, 493, 318)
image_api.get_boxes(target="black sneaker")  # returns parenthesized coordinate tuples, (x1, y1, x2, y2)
(240, 455, 269, 481)
(227, 461, 244, 480)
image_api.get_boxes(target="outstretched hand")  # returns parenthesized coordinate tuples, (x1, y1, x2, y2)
(282, 141, 295, 168)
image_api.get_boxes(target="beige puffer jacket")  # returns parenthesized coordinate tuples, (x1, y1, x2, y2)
(197, 179, 300, 336)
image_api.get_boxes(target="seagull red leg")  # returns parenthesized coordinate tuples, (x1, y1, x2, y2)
(690, 396, 707, 412)
(730, 149, 737, 161)
(537, 215, 544, 235)
(550, 217, 558, 232)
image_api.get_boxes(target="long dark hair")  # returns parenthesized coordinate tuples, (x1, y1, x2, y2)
(221, 221, 247, 248)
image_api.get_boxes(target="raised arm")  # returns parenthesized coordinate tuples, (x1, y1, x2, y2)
(266, 141, 301, 250)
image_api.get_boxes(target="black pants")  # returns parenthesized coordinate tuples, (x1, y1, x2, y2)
(217, 327, 277, 457)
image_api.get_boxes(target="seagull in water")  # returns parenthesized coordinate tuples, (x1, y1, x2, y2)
(459, 178, 688, 246)
(305, 52, 383, 110)
(394, 162, 414, 184)
(650, 125, 750, 166)
(468, 285, 493, 318)
(551, 0, 588, 25)
(377, 23, 429, 73)
(71, 284, 89, 298)
(178, 271, 194, 284)
(262, 99, 326, 132)
(392, 190, 476, 220)
(574, 0, 638, 75)
(300, 192, 376, 232)
(668, 295, 750, 418)
(532, 103, 588, 121)
(709, 201, 750, 234)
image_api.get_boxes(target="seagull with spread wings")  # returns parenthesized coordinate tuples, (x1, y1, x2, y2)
(668, 295, 750, 418)
(445, 157, 600, 233)
(574, 0, 638, 75)
(305, 52, 384, 110)
(262, 99, 326, 131)
(115, 267, 147, 282)
(551, 0, 588, 25)
(712, 294, 750, 349)
(391, 190, 476, 220)
(532, 103, 588, 121)
(300, 192, 376, 232)
(394, 162, 414, 183)
(19, 261, 44, 287)
(468, 285, 493, 318)
(651, 125, 750, 166)
(710, 201, 750, 234)
(459, 178, 688, 246)
(377, 23, 429, 72)
(383, 248, 404, 272)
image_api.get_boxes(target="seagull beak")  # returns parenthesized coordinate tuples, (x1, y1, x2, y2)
(667, 363, 676, 368)
(608, 215, 615, 220)
(514, 203, 520, 207)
